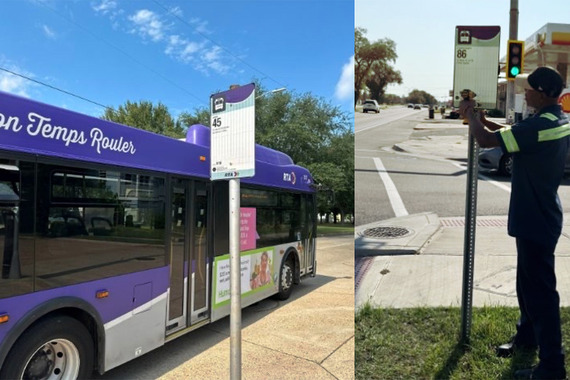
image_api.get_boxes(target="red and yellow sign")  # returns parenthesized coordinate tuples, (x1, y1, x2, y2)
(559, 92, 570, 113)
(552, 32, 570, 46)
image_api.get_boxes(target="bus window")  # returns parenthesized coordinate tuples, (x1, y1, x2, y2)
(34, 163, 167, 291)
(0, 164, 19, 202)
(212, 181, 229, 257)
(1, 164, 20, 281)
(0, 160, 33, 298)
(241, 187, 302, 247)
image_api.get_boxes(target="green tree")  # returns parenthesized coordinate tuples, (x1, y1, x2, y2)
(382, 94, 404, 105)
(355, 28, 399, 105)
(308, 130, 354, 223)
(253, 84, 353, 222)
(178, 107, 210, 128)
(102, 101, 185, 138)
(365, 61, 402, 102)
(255, 89, 350, 167)
(405, 89, 437, 106)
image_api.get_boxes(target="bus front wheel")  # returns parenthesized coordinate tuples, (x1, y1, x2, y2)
(0, 315, 94, 380)
(275, 257, 294, 300)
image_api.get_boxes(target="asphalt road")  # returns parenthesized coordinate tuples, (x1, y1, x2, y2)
(94, 235, 354, 380)
(355, 106, 570, 226)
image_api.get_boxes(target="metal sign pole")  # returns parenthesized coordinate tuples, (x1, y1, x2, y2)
(461, 133, 479, 345)
(229, 178, 241, 380)
(210, 83, 255, 380)
(453, 25, 499, 346)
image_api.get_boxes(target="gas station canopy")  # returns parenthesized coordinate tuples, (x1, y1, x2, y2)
(524, 23, 570, 77)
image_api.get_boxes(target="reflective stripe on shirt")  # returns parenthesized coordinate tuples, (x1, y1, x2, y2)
(540, 112, 558, 121)
(538, 123, 570, 142)
(499, 112, 568, 151)
(500, 127, 520, 153)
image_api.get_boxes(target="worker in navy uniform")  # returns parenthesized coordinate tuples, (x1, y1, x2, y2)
(460, 66, 568, 380)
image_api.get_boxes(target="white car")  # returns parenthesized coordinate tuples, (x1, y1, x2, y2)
(362, 99, 380, 113)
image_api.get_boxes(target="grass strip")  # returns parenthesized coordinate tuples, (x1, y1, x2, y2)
(317, 223, 354, 236)
(356, 305, 570, 379)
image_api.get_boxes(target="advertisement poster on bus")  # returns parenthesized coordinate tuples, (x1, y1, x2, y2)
(212, 248, 275, 309)
(240, 207, 256, 251)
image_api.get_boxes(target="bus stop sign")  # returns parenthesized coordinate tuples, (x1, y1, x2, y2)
(210, 83, 256, 180)
(453, 26, 501, 109)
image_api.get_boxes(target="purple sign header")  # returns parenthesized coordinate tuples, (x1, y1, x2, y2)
(456, 25, 501, 44)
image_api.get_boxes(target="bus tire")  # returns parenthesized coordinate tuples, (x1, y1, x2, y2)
(275, 257, 294, 300)
(0, 315, 94, 380)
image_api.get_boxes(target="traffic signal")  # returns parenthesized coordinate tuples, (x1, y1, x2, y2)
(506, 40, 524, 80)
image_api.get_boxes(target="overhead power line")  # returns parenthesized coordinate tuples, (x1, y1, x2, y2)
(151, 0, 287, 89)
(35, 0, 208, 107)
(0, 66, 111, 110)
(7, 1, 287, 112)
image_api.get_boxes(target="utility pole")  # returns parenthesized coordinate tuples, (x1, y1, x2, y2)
(506, 0, 519, 124)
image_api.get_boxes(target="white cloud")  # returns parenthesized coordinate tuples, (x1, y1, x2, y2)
(190, 17, 210, 35)
(335, 55, 354, 101)
(203, 45, 222, 62)
(165, 35, 205, 63)
(202, 46, 230, 74)
(128, 9, 165, 42)
(169, 6, 183, 18)
(42, 24, 56, 39)
(94, 5, 232, 76)
(183, 41, 201, 56)
(0, 65, 34, 98)
(92, 0, 117, 15)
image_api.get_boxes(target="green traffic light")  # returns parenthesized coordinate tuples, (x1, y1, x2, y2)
(510, 66, 520, 76)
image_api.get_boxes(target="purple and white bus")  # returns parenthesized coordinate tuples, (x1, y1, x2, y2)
(0, 91, 317, 379)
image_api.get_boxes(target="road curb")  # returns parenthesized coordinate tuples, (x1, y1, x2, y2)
(392, 143, 406, 153)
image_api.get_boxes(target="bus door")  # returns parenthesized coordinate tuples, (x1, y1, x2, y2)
(189, 182, 209, 324)
(167, 180, 211, 334)
(167, 178, 188, 333)
(304, 195, 316, 274)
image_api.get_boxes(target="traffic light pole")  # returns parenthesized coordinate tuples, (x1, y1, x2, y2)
(506, 0, 519, 124)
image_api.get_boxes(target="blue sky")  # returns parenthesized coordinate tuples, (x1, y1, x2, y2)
(356, 0, 570, 102)
(0, 0, 354, 120)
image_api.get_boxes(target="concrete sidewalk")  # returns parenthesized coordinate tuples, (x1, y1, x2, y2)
(355, 212, 570, 309)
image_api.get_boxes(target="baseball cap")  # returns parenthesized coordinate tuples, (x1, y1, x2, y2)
(515, 66, 564, 98)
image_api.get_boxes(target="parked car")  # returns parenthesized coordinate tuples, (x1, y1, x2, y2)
(413, 104, 421, 110)
(479, 147, 570, 176)
(362, 99, 380, 113)
(479, 148, 512, 176)
(407, 103, 414, 108)
(447, 109, 460, 119)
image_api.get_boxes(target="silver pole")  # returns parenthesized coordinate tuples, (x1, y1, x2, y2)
(506, 0, 519, 124)
(229, 178, 241, 380)
(460, 133, 479, 345)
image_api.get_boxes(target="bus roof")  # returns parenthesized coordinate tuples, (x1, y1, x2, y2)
(0, 91, 315, 193)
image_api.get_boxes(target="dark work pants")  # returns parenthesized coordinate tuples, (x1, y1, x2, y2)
(515, 238, 565, 370)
